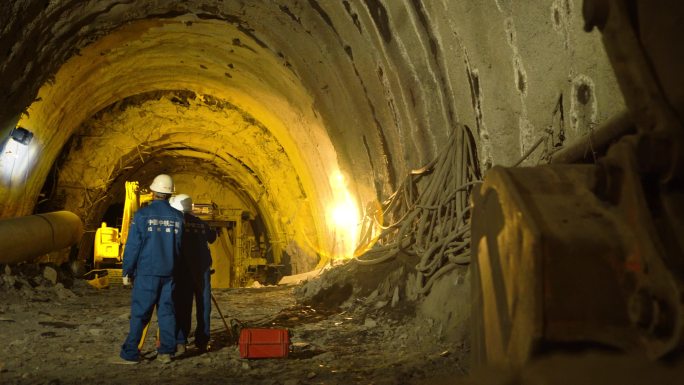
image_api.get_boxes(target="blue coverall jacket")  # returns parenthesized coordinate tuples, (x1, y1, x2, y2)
(174, 213, 216, 348)
(120, 199, 184, 361)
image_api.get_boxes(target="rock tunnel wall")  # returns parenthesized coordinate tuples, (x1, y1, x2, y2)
(0, 0, 625, 271)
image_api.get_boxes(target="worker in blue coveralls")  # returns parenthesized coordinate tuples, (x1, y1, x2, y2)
(117, 174, 184, 364)
(169, 193, 216, 354)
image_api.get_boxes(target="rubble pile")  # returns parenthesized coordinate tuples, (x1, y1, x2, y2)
(294, 251, 471, 344)
(295, 254, 418, 317)
(0, 263, 77, 301)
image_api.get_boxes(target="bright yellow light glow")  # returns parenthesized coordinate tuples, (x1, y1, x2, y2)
(349, 199, 384, 257)
(326, 171, 359, 261)
(331, 203, 356, 228)
(0, 138, 36, 185)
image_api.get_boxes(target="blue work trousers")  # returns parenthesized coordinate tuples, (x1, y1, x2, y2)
(120, 275, 176, 360)
(174, 270, 211, 347)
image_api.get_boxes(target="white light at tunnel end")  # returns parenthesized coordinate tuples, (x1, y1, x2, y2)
(327, 171, 360, 261)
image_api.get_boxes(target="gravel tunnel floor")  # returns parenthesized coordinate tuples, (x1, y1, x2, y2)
(0, 279, 467, 385)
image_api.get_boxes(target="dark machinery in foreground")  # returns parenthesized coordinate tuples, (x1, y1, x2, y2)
(472, 0, 684, 367)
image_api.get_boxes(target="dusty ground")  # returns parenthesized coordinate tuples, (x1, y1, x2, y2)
(0, 266, 467, 385)
(2, 263, 684, 385)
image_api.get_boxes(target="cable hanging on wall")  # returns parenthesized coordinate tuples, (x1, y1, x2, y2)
(352, 124, 482, 295)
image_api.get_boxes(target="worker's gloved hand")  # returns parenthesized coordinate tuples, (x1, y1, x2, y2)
(122, 275, 131, 286)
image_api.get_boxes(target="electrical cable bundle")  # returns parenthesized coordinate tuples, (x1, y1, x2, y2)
(353, 125, 482, 295)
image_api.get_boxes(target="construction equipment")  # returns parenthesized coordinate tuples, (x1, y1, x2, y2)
(239, 328, 290, 359)
(90, 181, 152, 284)
(137, 309, 159, 351)
(195, 204, 277, 288)
(211, 292, 235, 342)
(472, 0, 684, 368)
(0, 211, 83, 265)
(83, 269, 110, 289)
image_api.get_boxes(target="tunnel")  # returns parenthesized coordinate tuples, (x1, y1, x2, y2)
(1, 1, 683, 384)
(0, 0, 625, 280)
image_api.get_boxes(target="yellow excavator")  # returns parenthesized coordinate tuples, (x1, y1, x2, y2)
(88, 181, 153, 287)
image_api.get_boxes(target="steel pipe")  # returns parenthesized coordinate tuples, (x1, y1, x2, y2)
(550, 111, 634, 164)
(0, 211, 83, 264)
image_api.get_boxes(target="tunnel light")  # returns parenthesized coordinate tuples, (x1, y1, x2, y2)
(1, 127, 37, 184)
(10, 126, 34, 145)
(330, 201, 357, 228)
(327, 171, 360, 261)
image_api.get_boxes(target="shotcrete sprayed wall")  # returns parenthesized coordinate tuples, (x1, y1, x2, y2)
(0, 0, 625, 271)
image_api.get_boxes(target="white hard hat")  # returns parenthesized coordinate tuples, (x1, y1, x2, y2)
(150, 174, 174, 194)
(170, 194, 192, 213)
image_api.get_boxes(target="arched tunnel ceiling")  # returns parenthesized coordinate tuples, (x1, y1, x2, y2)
(53, 88, 314, 269)
(0, 0, 627, 271)
(6, 14, 368, 268)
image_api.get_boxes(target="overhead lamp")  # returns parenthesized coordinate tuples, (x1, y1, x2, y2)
(10, 126, 33, 145)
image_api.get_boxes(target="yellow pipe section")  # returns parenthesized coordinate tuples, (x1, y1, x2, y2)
(0, 211, 83, 264)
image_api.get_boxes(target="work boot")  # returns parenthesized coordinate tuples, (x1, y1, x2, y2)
(157, 354, 172, 364)
(196, 342, 211, 353)
(112, 356, 138, 365)
(176, 344, 186, 355)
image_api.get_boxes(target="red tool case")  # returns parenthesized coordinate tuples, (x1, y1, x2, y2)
(239, 328, 290, 358)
